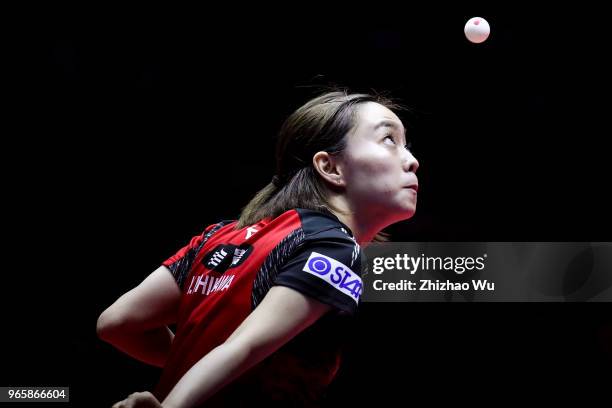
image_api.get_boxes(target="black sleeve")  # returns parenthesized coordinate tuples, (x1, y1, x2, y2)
(273, 237, 362, 314)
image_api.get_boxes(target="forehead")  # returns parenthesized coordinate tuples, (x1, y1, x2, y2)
(353, 102, 404, 132)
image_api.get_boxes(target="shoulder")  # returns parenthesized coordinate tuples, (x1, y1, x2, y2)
(271, 209, 363, 314)
(294, 208, 361, 268)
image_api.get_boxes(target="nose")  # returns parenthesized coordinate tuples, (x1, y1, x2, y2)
(402, 149, 419, 173)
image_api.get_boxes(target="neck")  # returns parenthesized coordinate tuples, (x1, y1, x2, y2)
(327, 195, 384, 247)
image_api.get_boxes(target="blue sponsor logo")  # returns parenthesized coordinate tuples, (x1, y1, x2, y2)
(307, 256, 332, 275)
(303, 252, 362, 303)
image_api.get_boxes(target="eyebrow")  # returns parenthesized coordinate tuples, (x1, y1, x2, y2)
(374, 120, 407, 137)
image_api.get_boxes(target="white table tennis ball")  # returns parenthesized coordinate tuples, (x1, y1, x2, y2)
(464, 17, 490, 43)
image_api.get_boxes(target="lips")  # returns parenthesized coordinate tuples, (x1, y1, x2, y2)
(404, 184, 419, 192)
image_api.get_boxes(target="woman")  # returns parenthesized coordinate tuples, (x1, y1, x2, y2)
(98, 90, 419, 407)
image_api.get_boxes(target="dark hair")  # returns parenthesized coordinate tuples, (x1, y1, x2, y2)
(236, 90, 403, 242)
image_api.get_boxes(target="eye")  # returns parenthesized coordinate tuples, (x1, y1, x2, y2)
(383, 134, 396, 145)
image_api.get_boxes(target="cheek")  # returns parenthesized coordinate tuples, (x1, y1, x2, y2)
(345, 151, 397, 191)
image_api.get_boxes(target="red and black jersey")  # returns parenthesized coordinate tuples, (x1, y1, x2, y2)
(153, 208, 362, 406)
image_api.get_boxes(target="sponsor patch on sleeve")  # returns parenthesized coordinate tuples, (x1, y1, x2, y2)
(302, 251, 362, 303)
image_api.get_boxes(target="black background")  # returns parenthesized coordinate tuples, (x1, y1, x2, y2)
(3, 3, 611, 406)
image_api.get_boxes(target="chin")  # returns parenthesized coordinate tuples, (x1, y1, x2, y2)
(395, 193, 417, 218)
(387, 204, 416, 224)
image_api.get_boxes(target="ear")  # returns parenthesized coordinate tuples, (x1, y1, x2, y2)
(312, 151, 345, 187)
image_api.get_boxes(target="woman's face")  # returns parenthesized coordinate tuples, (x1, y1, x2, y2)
(339, 102, 419, 224)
